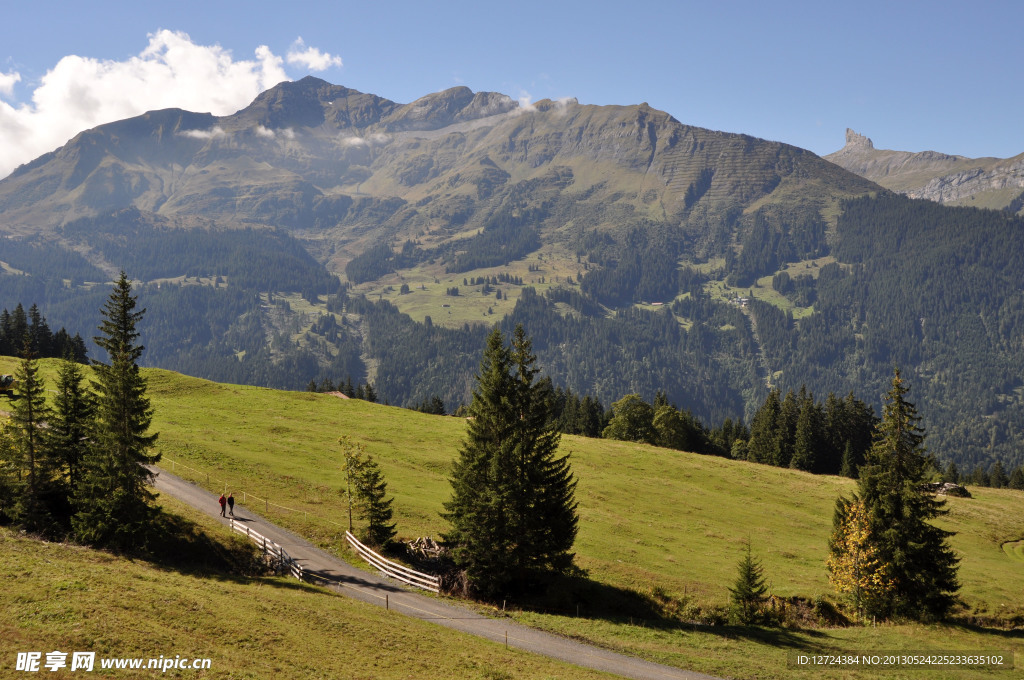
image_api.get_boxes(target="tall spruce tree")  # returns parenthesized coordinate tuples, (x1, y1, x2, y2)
(49, 356, 96, 506)
(853, 369, 959, 620)
(443, 325, 578, 598)
(11, 338, 54, 532)
(73, 273, 160, 551)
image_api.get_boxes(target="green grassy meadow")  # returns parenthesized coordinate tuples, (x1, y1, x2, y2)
(2, 357, 1022, 679)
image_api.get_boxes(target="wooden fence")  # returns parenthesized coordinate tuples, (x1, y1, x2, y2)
(229, 519, 304, 581)
(345, 531, 441, 593)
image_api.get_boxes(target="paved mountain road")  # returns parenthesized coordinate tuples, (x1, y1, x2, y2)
(149, 466, 722, 680)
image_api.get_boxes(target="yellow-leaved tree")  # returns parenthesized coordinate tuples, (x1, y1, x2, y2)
(826, 496, 893, 619)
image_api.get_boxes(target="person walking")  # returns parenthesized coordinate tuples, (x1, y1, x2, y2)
(227, 493, 235, 517)
(218, 493, 227, 517)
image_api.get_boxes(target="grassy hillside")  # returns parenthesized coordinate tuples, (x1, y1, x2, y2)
(3, 358, 1022, 679)
(0, 494, 614, 679)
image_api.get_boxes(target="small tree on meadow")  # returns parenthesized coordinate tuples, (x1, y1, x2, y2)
(354, 455, 396, 547)
(729, 539, 769, 625)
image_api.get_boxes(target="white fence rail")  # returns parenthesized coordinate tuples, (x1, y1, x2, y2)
(345, 531, 441, 593)
(229, 519, 304, 581)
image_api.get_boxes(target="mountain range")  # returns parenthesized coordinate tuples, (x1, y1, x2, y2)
(1, 77, 1022, 472)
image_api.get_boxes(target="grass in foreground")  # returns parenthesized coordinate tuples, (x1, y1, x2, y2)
(0, 494, 616, 680)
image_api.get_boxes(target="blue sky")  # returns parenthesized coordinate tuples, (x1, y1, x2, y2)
(2, 1, 1022, 179)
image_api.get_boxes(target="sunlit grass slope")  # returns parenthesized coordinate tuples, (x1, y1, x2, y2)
(3, 358, 1022, 679)
(0, 494, 615, 680)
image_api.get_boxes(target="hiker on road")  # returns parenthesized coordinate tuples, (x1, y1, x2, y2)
(227, 493, 235, 516)
(219, 493, 227, 517)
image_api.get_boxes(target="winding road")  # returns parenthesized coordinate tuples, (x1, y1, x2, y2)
(149, 466, 721, 680)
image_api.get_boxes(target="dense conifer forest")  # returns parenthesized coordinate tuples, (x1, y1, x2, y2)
(3, 192, 1024, 472)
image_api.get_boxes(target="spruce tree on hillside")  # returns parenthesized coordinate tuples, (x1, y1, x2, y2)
(49, 356, 96, 505)
(354, 455, 397, 547)
(10, 339, 54, 532)
(747, 389, 780, 464)
(1009, 465, 1024, 491)
(729, 539, 769, 625)
(854, 369, 959, 620)
(443, 325, 578, 598)
(73, 273, 160, 551)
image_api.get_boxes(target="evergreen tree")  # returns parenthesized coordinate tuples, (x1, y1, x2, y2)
(1009, 466, 1024, 491)
(578, 395, 604, 438)
(989, 461, 1009, 489)
(790, 394, 822, 472)
(443, 325, 578, 598)
(773, 389, 798, 467)
(354, 455, 397, 547)
(48, 356, 96, 507)
(968, 465, 989, 487)
(729, 540, 769, 625)
(73, 273, 160, 551)
(10, 339, 54, 532)
(855, 369, 959, 620)
(747, 389, 780, 464)
(839, 441, 858, 478)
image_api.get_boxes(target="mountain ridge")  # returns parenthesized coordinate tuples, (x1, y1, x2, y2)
(0, 77, 878, 247)
(826, 128, 1024, 211)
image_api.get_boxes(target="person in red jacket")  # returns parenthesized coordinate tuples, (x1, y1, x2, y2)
(218, 493, 227, 517)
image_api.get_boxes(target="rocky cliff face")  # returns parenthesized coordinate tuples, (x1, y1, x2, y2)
(826, 128, 1024, 211)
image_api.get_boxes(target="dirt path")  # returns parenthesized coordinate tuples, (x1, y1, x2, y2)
(149, 465, 721, 680)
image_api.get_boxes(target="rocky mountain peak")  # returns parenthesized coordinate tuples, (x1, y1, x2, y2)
(383, 86, 517, 132)
(843, 128, 874, 150)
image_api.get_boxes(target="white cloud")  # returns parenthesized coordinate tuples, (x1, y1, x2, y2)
(286, 37, 342, 71)
(179, 126, 227, 140)
(255, 125, 276, 138)
(0, 30, 341, 179)
(0, 70, 20, 97)
(517, 91, 537, 113)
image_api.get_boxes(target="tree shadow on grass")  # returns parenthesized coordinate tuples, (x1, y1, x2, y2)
(946, 619, 1024, 639)
(506, 571, 836, 651)
(139, 509, 282, 583)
